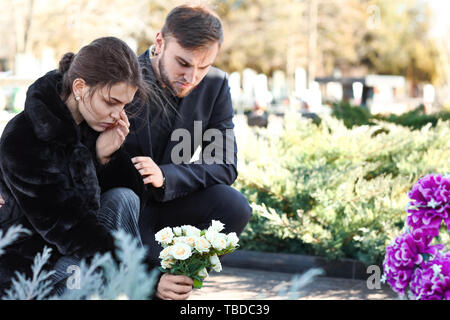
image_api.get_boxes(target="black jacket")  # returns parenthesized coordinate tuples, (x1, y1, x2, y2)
(125, 50, 238, 203)
(0, 71, 145, 291)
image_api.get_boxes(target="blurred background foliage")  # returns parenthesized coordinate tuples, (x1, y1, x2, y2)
(0, 0, 444, 87)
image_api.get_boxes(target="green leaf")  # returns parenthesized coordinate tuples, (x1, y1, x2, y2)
(158, 267, 167, 274)
(193, 279, 203, 289)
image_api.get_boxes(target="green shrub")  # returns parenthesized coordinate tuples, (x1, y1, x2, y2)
(379, 106, 450, 130)
(332, 101, 450, 130)
(233, 113, 450, 266)
(331, 101, 374, 128)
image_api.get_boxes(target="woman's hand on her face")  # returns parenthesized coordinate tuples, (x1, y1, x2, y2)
(156, 274, 193, 300)
(96, 110, 130, 165)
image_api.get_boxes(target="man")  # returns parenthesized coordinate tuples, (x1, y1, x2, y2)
(125, 4, 252, 300)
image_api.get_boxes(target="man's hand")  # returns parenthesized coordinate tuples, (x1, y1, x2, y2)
(0, 195, 4, 208)
(96, 110, 130, 165)
(156, 274, 193, 300)
(132, 156, 164, 188)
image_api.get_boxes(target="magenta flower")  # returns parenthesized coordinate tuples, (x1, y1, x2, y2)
(384, 174, 449, 299)
(407, 174, 450, 232)
(408, 174, 449, 206)
(410, 252, 450, 300)
(383, 232, 424, 295)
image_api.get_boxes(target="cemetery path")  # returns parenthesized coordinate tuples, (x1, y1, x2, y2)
(189, 267, 397, 300)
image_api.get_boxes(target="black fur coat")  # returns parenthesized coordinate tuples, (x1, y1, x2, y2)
(0, 71, 145, 292)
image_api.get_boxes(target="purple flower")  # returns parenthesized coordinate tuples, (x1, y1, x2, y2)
(410, 252, 450, 300)
(408, 174, 449, 206)
(383, 229, 444, 296)
(383, 232, 424, 295)
(384, 174, 449, 299)
(407, 174, 450, 232)
(410, 228, 442, 253)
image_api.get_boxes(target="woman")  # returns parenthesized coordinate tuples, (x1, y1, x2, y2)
(0, 37, 193, 299)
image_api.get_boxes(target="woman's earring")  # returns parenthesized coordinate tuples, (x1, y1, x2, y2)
(75, 96, 81, 101)
(150, 44, 158, 57)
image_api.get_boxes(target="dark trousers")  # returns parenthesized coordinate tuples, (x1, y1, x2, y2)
(139, 185, 252, 267)
(49, 187, 142, 296)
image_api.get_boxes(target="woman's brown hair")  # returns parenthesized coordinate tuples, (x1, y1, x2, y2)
(58, 37, 150, 110)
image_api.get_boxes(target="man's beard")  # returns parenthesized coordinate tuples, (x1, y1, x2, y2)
(157, 54, 194, 98)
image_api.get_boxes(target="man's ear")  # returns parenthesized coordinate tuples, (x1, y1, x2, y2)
(155, 32, 164, 55)
(72, 78, 87, 100)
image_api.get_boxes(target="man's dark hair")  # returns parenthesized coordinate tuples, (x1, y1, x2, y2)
(161, 4, 223, 49)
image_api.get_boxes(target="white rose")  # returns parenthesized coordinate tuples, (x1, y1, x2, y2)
(161, 258, 176, 269)
(173, 227, 183, 236)
(182, 225, 201, 237)
(183, 236, 197, 248)
(174, 236, 196, 248)
(198, 268, 209, 278)
(155, 227, 174, 246)
(171, 243, 192, 260)
(211, 234, 227, 251)
(210, 254, 220, 265)
(159, 246, 173, 260)
(210, 254, 222, 272)
(195, 236, 211, 253)
(210, 220, 225, 232)
(205, 229, 219, 243)
(213, 260, 222, 272)
(226, 232, 239, 248)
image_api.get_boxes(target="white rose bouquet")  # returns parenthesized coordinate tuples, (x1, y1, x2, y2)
(155, 220, 239, 289)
